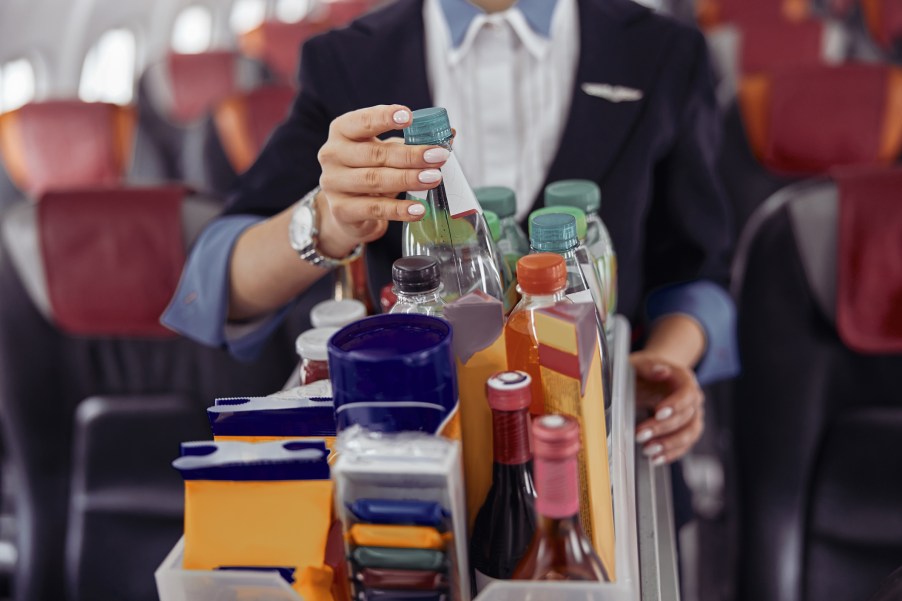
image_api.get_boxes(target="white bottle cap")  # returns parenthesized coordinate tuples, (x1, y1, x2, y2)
(295, 327, 340, 361)
(310, 299, 367, 328)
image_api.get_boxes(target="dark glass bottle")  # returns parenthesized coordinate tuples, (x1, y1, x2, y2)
(470, 371, 537, 592)
(513, 414, 610, 582)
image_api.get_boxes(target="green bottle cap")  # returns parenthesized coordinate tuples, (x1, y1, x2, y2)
(403, 107, 453, 146)
(484, 210, 502, 242)
(475, 186, 517, 218)
(544, 179, 601, 213)
(529, 212, 579, 253)
(529, 206, 587, 241)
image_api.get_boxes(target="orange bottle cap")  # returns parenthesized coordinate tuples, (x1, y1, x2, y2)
(516, 253, 567, 295)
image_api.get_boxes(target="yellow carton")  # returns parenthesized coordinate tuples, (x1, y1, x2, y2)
(534, 302, 616, 579)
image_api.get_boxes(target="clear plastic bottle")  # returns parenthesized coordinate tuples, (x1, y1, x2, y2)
(484, 210, 519, 313)
(529, 212, 613, 425)
(402, 107, 504, 304)
(310, 299, 367, 328)
(505, 253, 571, 416)
(388, 256, 446, 317)
(475, 186, 530, 271)
(545, 180, 617, 321)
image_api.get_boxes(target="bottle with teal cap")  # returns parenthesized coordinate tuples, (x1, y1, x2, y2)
(528, 212, 613, 422)
(544, 179, 617, 322)
(484, 210, 518, 312)
(402, 107, 503, 304)
(475, 186, 530, 271)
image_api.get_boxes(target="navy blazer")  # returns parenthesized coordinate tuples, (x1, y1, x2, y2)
(223, 0, 733, 326)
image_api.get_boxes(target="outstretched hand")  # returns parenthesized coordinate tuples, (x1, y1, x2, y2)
(630, 350, 705, 466)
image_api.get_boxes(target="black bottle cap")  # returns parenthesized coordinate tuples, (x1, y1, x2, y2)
(392, 256, 441, 294)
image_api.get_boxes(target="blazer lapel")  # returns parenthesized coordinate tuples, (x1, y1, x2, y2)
(538, 0, 670, 209)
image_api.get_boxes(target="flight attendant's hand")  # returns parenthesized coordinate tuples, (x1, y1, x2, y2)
(314, 104, 450, 259)
(631, 351, 705, 465)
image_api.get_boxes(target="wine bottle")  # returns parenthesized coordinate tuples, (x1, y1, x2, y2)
(470, 371, 537, 591)
(513, 414, 610, 582)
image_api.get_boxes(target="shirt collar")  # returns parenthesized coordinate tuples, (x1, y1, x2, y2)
(438, 0, 560, 48)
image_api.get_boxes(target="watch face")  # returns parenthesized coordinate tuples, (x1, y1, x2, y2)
(290, 204, 315, 252)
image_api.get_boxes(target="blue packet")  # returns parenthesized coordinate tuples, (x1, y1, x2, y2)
(348, 499, 448, 528)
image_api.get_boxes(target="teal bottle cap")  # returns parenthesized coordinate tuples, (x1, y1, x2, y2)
(529, 212, 579, 253)
(475, 186, 517, 218)
(530, 206, 587, 241)
(403, 107, 453, 146)
(544, 179, 601, 213)
(484, 210, 502, 242)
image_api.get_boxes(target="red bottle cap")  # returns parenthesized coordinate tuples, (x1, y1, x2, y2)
(533, 414, 581, 460)
(516, 253, 567, 295)
(486, 371, 532, 412)
(380, 283, 398, 313)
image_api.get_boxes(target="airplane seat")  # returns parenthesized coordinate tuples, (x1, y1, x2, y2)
(0, 101, 137, 210)
(719, 62, 902, 237)
(696, 0, 815, 29)
(730, 167, 902, 601)
(135, 52, 267, 194)
(201, 84, 296, 196)
(239, 20, 325, 85)
(0, 186, 302, 601)
(706, 17, 850, 108)
(238, 1, 378, 85)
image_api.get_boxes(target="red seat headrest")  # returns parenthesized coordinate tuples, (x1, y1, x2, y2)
(213, 85, 295, 173)
(697, 0, 811, 28)
(239, 21, 323, 83)
(38, 186, 187, 338)
(862, 0, 902, 51)
(739, 64, 902, 175)
(0, 101, 135, 197)
(167, 52, 241, 123)
(737, 19, 829, 74)
(835, 167, 902, 354)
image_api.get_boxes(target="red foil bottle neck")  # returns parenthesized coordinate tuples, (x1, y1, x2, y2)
(492, 408, 531, 465)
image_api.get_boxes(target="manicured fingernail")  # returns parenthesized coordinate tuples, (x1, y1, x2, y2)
(652, 455, 667, 467)
(407, 203, 426, 216)
(392, 110, 410, 124)
(644, 443, 663, 457)
(655, 407, 674, 421)
(423, 147, 450, 163)
(652, 364, 668, 376)
(636, 429, 653, 443)
(418, 169, 442, 184)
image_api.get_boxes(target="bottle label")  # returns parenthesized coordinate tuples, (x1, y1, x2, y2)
(407, 153, 482, 219)
(474, 569, 500, 593)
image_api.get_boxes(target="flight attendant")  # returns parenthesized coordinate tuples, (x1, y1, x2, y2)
(164, 0, 739, 470)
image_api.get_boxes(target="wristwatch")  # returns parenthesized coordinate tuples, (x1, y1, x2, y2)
(288, 186, 363, 268)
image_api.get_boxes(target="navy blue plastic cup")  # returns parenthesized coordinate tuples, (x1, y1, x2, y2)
(327, 314, 457, 433)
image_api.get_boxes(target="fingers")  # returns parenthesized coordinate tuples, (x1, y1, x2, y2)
(641, 407, 705, 466)
(333, 139, 450, 169)
(331, 104, 413, 141)
(328, 194, 427, 225)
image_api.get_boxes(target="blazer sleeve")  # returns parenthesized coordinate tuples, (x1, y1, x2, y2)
(643, 29, 739, 382)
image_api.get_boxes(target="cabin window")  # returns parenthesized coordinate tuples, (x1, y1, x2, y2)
(230, 0, 267, 33)
(172, 5, 214, 53)
(78, 29, 137, 105)
(276, 0, 314, 22)
(0, 58, 36, 113)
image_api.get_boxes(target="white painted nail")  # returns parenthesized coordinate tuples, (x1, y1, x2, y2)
(636, 429, 653, 443)
(423, 147, 450, 163)
(655, 407, 674, 421)
(407, 203, 426, 216)
(392, 110, 410, 124)
(418, 169, 442, 184)
(643, 443, 663, 457)
(652, 455, 667, 467)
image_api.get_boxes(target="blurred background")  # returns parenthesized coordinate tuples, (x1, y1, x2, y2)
(0, 0, 900, 600)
